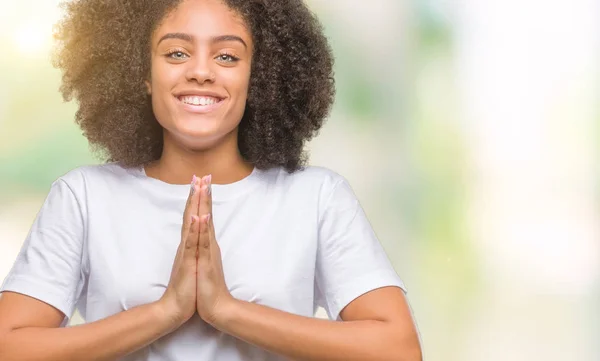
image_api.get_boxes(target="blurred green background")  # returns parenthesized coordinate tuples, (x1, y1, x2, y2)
(1, 1, 598, 360)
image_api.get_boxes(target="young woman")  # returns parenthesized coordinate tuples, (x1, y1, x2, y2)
(0, 0, 422, 360)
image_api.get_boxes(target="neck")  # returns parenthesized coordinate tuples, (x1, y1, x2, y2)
(145, 129, 254, 185)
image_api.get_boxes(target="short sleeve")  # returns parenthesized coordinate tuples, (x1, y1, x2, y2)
(315, 178, 406, 321)
(1, 179, 86, 322)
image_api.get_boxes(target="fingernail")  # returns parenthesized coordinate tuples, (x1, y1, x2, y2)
(207, 174, 212, 185)
(205, 214, 211, 223)
(192, 174, 197, 185)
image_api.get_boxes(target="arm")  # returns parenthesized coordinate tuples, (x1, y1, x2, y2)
(193, 177, 421, 361)
(213, 286, 422, 361)
(0, 292, 179, 361)
(0, 175, 204, 361)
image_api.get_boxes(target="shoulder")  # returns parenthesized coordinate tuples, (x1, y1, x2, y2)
(54, 162, 138, 196)
(266, 165, 347, 188)
(57, 162, 135, 184)
(259, 165, 353, 206)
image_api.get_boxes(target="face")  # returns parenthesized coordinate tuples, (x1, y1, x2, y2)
(147, 0, 253, 150)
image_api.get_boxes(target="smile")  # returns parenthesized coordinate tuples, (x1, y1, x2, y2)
(176, 95, 225, 114)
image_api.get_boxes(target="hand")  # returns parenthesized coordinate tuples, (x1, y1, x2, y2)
(158, 175, 201, 328)
(196, 175, 234, 326)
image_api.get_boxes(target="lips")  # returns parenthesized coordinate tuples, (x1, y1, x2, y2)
(178, 95, 222, 106)
(174, 92, 226, 114)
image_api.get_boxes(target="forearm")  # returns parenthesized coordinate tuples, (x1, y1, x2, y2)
(214, 300, 421, 361)
(0, 301, 177, 361)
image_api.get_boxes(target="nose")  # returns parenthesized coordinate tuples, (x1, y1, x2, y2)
(185, 56, 216, 84)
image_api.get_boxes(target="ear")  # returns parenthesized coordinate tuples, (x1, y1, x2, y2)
(145, 80, 152, 95)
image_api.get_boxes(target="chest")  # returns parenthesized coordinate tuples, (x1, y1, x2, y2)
(83, 195, 319, 320)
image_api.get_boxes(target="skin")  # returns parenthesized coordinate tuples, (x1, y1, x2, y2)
(0, 173, 203, 361)
(144, 0, 255, 185)
(0, 1, 422, 360)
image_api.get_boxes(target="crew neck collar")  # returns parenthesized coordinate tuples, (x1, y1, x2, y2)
(134, 165, 263, 203)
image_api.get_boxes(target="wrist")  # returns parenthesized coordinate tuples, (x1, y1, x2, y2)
(154, 299, 186, 331)
(211, 296, 241, 331)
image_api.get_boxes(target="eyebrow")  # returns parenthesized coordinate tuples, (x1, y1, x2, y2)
(157, 33, 248, 49)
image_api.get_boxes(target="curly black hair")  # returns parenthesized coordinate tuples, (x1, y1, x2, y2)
(52, 0, 335, 172)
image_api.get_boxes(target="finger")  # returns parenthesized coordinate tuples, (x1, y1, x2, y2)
(198, 175, 213, 219)
(189, 176, 201, 216)
(208, 213, 216, 242)
(208, 216, 221, 262)
(207, 210, 219, 254)
(198, 213, 211, 259)
(182, 175, 201, 238)
(184, 175, 197, 211)
(181, 175, 196, 236)
(198, 176, 212, 260)
(184, 215, 200, 262)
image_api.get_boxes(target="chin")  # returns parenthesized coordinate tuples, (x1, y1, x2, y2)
(172, 112, 220, 133)
(174, 125, 236, 151)
(159, 110, 241, 149)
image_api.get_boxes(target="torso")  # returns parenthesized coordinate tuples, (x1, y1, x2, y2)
(76, 163, 329, 360)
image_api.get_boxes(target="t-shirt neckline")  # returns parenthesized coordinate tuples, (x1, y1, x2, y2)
(135, 165, 263, 203)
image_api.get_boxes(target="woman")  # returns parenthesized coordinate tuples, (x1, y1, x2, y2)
(0, 0, 422, 360)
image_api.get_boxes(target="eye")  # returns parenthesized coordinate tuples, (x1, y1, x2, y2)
(166, 50, 189, 60)
(216, 53, 239, 63)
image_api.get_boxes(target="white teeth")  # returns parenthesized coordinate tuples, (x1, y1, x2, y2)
(180, 96, 219, 106)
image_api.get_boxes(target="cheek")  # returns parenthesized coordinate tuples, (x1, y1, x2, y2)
(230, 80, 250, 120)
(150, 61, 177, 93)
(148, 61, 180, 122)
(226, 70, 251, 105)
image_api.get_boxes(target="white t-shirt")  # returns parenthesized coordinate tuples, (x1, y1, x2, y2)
(1, 162, 406, 361)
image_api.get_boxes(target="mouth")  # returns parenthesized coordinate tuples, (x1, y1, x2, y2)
(175, 95, 225, 114)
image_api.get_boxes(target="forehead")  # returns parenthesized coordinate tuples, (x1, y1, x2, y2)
(154, 0, 250, 41)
